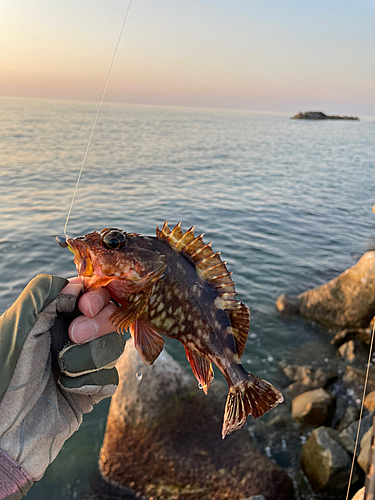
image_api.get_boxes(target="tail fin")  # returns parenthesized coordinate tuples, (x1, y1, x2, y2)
(222, 374, 283, 439)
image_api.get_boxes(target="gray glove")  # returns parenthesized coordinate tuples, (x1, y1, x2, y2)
(0, 274, 125, 498)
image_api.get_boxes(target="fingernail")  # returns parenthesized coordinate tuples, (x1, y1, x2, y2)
(88, 294, 104, 317)
(70, 318, 99, 344)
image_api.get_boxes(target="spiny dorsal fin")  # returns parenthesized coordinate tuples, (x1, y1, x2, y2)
(156, 221, 250, 356)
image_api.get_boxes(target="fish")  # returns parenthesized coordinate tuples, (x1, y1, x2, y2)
(58, 222, 283, 437)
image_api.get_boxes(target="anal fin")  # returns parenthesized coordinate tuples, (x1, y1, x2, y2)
(184, 347, 214, 395)
(130, 319, 165, 366)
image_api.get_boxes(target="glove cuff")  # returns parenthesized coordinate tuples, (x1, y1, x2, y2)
(0, 449, 33, 500)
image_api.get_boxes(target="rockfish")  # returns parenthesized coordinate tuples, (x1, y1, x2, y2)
(58, 222, 283, 437)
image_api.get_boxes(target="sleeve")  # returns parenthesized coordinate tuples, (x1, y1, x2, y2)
(0, 450, 33, 500)
(0, 275, 68, 499)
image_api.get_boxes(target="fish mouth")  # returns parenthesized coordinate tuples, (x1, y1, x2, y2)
(66, 237, 95, 277)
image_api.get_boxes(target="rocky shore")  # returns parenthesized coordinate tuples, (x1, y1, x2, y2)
(292, 111, 359, 120)
(272, 251, 375, 498)
(91, 252, 375, 500)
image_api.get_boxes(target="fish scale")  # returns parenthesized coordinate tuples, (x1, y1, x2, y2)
(62, 221, 284, 438)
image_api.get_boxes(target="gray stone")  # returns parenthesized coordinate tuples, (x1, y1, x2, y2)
(292, 388, 336, 426)
(99, 339, 293, 500)
(277, 251, 375, 329)
(300, 426, 359, 496)
(241, 497, 266, 500)
(336, 406, 360, 432)
(338, 414, 373, 455)
(280, 363, 336, 398)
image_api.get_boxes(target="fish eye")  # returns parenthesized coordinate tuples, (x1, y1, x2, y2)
(102, 230, 126, 249)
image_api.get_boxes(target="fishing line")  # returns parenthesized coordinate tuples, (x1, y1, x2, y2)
(63, 0, 134, 237)
(345, 321, 375, 500)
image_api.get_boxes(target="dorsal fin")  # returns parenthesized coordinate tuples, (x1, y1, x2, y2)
(156, 221, 250, 356)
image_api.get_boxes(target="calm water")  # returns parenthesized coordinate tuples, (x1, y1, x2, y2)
(1, 97, 375, 498)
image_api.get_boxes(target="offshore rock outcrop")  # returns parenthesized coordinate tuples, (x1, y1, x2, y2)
(292, 111, 359, 120)
(99, 339, 293, 500)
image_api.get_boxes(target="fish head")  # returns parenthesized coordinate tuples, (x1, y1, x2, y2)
(63, 228, 166, 297)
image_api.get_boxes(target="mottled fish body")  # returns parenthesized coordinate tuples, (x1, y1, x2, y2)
(63, 222, 283, 437)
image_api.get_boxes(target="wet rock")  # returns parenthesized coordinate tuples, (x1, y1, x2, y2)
(337, 340, 369, 364)
(343, 366, 375, 396)
(300, 426, 359, 496)
(280, 362, 336, 398)
(292, 388, 336, 426)
(99, 340, 293, 500)
(358, 427, 373, 472)
(331, 328, 372, 347)
(276, 294, 300, 314)
(365, 392, 375, 412)
(338, 340, 356, 362)
(277, 251, 375, 329)
(336, 406, 360, 432)
(338, 414, 373, 455)
(241, 497, 266, 500)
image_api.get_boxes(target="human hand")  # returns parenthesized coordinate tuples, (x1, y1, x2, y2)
(0, 274, 125, 498)
(62, 276, 117, 344)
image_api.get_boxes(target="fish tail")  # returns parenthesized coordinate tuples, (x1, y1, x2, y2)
(222, 374, 283, 439)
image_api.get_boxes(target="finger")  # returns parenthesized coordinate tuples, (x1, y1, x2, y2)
(69, 302, 117, 344)
(77, 288, 112, 318)
(61, 276, 83, 298)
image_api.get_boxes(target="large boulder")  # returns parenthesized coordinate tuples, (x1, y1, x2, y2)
(292, 388, 335, 426)
(99, 340, 293, 500)
(276, 251, 375, 329)
(300, 426, 359, 496)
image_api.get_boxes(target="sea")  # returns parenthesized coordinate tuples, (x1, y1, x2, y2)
(1, 97, 374, 499)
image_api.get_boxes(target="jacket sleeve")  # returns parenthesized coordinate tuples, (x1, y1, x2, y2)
(0, 450, 33, 500)
(0, 275, 68, 499)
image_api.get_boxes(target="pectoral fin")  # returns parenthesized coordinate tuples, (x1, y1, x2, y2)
(184, 347, 214, 395)
(129, 319, 165, 365)
(110, 292, 149, 333)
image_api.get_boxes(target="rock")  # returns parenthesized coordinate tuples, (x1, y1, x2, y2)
(300, 426, 359, 496)
(276, 294, 300, 314)
(331, 328, 372, 347)
(358, 426, 373, 471)
(336, 406, 360, 432)
(99, 340, 293, 500)
(277, 251, 375, 329)
(338, 340, 356, 362)
(365, 392, 375, 412)
(337, 340, 369, 363)
(241, 497, 266, 500)
(338, 414, 373, 455)
(343, 366, 375, 396)
(292, 388, 336, 426)
(351, 487, 365, 500)
(280, 363, 336, 390)
(292, 111, 359, 120)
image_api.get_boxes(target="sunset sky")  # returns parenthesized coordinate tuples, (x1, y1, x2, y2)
(1, 0, 374, 115)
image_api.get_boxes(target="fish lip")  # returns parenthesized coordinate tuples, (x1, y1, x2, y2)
(66, 237, 94, 277)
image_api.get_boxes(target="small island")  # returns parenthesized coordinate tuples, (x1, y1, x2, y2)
(292, 111, 359, 120)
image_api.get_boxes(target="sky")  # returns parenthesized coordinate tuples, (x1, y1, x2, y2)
(1, 0, 375, 115)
